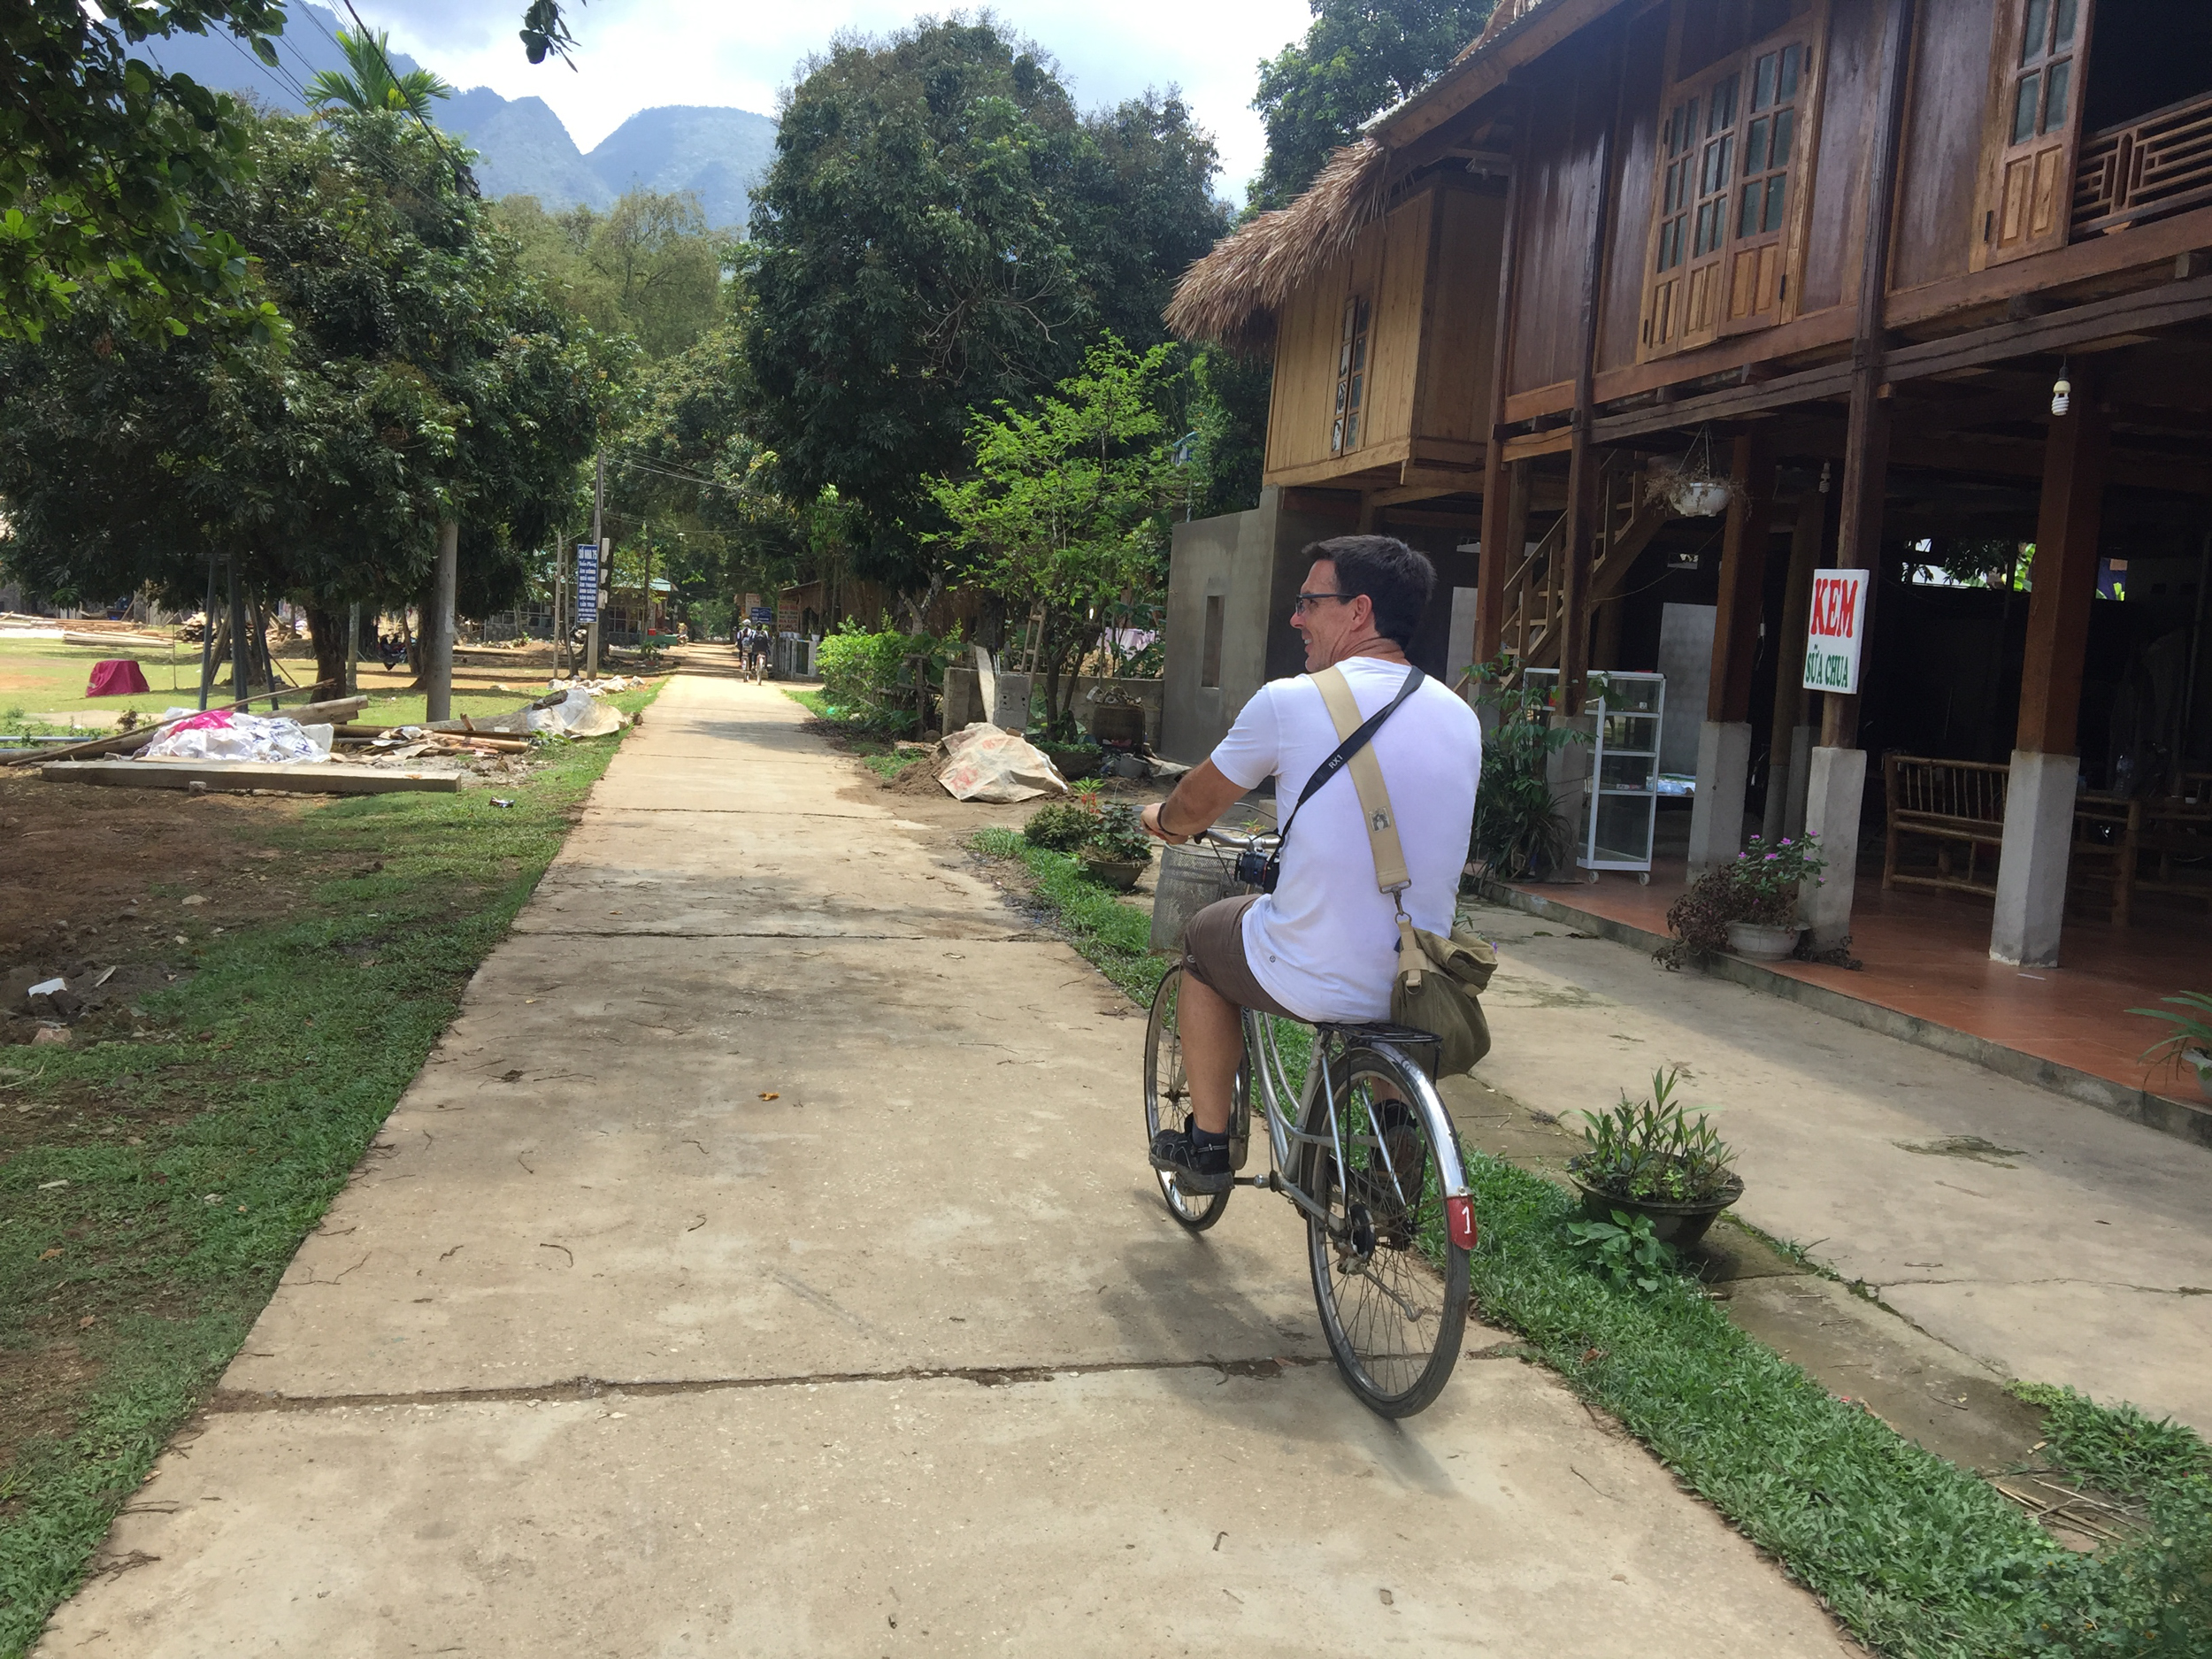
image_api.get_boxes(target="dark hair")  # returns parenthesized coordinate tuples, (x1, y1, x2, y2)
(1305, 535, 1435, 648)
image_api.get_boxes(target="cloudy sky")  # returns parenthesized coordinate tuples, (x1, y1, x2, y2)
(342, 0, 1316, 199)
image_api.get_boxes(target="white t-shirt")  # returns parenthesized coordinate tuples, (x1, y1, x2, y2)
(1209, 657, 1483, 1023)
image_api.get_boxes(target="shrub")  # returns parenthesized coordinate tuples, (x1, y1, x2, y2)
(814, 619, 956, 735)
(1081, 803, 1153, 864)
(1467, 655, 1588, 879)
(1023, 798, 1100, 852)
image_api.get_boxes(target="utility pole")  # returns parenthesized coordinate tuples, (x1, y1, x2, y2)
(427, 518, 457, 722)
(587, 451, 603, 680)
(346, 603, 361, 697)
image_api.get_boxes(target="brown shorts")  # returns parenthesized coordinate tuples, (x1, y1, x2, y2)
(1181, 895, 1299, 1018)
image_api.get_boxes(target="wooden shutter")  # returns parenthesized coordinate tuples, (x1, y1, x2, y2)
(1330, 295, 1371, 455)
(1724, 40, 1809, 326)
(1977, 0, 2095, 268)
(1642, 70, 1742, 353)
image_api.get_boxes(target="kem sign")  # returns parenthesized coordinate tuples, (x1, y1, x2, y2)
(1802, 568, 1869, 695)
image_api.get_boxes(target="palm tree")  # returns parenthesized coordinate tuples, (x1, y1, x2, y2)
(305, 28, 454, 118)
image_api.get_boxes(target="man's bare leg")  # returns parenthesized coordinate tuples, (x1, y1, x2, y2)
(1178, 970, 1245, 1136)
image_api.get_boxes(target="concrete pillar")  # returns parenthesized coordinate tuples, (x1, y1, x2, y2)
(1991, 750, 2078, 965)
(991, 672, 1033, 733)
(1800, 745, 1867, 949)
(1687, 720, 1753, 877)
(941, 665, 982, 730)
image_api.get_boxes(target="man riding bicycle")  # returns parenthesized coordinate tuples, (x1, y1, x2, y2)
(1141, 535, 1483, 1195)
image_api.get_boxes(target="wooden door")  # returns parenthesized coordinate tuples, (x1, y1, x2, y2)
(1978, 0, 2094, 267)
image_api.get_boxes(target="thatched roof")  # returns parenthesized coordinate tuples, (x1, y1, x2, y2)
(1163, 140, 1391, 354)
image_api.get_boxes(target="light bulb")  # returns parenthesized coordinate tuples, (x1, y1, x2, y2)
(2051, 376, 2071, 417)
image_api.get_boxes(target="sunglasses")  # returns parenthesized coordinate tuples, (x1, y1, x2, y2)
(1292, 591, 1355, 616)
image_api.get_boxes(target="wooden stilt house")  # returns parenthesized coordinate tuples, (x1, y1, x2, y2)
(1168, 0, 2212, 968)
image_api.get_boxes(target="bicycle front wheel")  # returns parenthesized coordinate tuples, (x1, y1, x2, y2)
(1302, 1042, 1471, 1417)
(1143, 965, 1230, 1232)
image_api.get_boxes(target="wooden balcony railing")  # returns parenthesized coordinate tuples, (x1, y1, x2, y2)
(2073, 88, 2212, 238)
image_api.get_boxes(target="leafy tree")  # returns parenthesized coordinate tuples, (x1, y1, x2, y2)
(0, 110, 615, 690)
(1249, 0, 1496, 208)
(930, 337, 1186, 734)
(495, 188, 723, 359)
(304, 27, 455, 116)
(743, 19, 1225, 599)
(1, 0, 291, 343)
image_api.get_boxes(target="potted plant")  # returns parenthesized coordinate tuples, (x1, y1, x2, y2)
(1079, 802, 1154, 890)
(1467, 654, 1592, 880)
(1663, 833, 1826, 963)
(2130, 991, 2212, 1101)
(1565, 1067, 1743, 1248)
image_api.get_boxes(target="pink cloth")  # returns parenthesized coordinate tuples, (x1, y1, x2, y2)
(165, 710, 235, 731)
(86, 659, 150, 697)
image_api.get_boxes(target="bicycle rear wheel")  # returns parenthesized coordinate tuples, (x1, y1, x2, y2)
(1143, 966, 1231, 1232)
(1302, 1041, 1471, 1417)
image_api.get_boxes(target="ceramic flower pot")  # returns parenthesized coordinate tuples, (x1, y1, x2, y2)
(1725, 918, 1802, 961)
(1667, 476, 1736, 517)
(1080, 852, 1148, 891)
(1573, 1174, 1746, 1250)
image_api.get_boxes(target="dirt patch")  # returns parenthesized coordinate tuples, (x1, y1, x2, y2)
(0, 774, 323, 1047)
(0, 1341, 100, 1504)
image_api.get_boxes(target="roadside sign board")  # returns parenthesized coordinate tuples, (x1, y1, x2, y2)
(776, 601, 801, 633)
(1803, 567, 1869, 694)
(749, 605, 773, 624)
(575, 543, 600, 624)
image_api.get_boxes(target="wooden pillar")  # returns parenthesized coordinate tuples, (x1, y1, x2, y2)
(2017, 378, 2110, 755)
(1763, 480, 1829, 842)
(1709, 433, 1778, 724)
(1992, 375, 2109, 964)
(1561, 27, 1623, 710)
(1475, 93, 1527, 666)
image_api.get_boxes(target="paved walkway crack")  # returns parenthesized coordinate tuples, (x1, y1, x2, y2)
(209, 1354, 1331, 1414)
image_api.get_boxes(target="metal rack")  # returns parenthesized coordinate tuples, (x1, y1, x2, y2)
(1522, 669, 1666, 880)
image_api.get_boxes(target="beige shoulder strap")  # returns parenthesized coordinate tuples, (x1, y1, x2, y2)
(1312, 665, 1411, 895)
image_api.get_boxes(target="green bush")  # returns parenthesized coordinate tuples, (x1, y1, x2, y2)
(1023, 798, 1099, 852)
(814, 619, 955, 735)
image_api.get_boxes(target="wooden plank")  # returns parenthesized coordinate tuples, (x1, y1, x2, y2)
(1884, 273, 2212, 384)
(1502, 428, 1578, 462)
(2, 693, 366, 767)
(1503, 380, 1577, 424)
(41, 759, 465, 795)
(2016, 368, 2110, 756)
(1592, 361, 1856, 441)
(1886, 201, 2212, 326)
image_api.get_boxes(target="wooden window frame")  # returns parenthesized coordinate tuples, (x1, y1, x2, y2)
(1971, 0, 2096, 270)
(1636, 3, 1828, 364)
(1329, 292, 1372, 455)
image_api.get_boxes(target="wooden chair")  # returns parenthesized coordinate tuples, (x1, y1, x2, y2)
(2069, 794, 2141, 925)
(1882, 754, 2009, 898)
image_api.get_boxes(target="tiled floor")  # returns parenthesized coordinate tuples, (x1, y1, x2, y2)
(1504, 833, 2210, 1109)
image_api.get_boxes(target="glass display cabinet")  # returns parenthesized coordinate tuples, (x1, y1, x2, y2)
(1520, 668, 1666, 880)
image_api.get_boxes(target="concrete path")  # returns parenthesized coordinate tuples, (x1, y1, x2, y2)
(1461, 902, 2212, 1433)
(39, 677, 1850, 1656)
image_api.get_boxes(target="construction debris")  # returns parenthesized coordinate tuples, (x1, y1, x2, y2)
(138, 710, 334, 764)
(936, 723, 1069, 803)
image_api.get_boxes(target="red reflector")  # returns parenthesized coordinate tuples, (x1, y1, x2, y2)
(1446, 1194, 1477, 1250)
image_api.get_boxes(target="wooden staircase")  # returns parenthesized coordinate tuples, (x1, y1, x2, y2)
(1498, 452, 1674, 671)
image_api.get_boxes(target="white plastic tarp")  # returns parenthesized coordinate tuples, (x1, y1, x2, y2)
(138, 710, 334, 764)
(936, 722, 1068, 803)
(520, 687, 625, 738)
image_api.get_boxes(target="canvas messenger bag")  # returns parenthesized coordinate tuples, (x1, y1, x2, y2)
(1310, 664, 1497, 1075)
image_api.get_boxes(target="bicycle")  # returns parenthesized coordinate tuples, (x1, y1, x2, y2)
(1144, 829, 1477, 1417)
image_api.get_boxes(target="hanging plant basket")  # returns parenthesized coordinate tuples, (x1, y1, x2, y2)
(1644, 428, 1739, 518)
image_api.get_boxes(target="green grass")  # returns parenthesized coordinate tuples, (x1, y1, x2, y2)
(0, 683, 659, 1657)
(973, 830, 2212, 1657)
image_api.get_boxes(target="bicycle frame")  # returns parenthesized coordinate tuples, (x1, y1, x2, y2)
(1233, 1008, 1472, 1240)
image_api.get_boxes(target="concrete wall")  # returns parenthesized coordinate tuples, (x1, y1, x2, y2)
(1161, 493, 1486, 763)
(1161, 489, 1352, 763)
